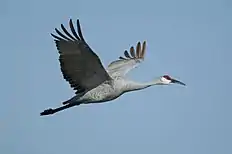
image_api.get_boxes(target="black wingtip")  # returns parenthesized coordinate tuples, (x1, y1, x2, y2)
(76, 19, 85, 41)
(50, 33, 62, 41)
(50, 33, 56, 38)
(76, 19, 80, 25)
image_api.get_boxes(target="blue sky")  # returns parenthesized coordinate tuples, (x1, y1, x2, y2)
(1, 0, 231, 154)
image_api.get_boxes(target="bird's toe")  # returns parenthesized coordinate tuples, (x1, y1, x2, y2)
(40, 108, 54, 116)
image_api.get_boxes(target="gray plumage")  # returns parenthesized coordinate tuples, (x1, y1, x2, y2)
(40, 19, 185, 116)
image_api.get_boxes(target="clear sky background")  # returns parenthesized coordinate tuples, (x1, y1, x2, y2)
(0, 0, 231, 154)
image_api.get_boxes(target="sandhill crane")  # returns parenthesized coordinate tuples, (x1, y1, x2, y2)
(40, 19, 185, 116)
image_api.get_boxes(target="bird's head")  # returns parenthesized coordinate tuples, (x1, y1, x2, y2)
(159, 75, 186, 86)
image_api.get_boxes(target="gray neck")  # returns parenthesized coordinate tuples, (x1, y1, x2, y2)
(124, 78, 163, 92)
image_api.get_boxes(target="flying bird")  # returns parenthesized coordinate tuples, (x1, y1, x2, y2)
(40, 19, 185, 116)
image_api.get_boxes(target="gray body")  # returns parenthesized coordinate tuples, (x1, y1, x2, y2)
(67, 76, 150, 105)
(70, 78, 125, 104)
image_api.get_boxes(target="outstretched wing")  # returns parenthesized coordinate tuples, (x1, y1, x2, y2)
(107, 41, 146, 77)
(51, 19, 111, 94)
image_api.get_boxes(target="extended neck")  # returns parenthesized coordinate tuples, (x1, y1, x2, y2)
(124, 78, 163, 92)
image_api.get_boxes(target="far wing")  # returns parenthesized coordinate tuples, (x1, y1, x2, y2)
(107, 41, 146, 77)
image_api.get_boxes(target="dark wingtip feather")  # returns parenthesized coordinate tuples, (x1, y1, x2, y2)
(54, 28, 72, 41)
(130, 47, 136, 58)
(118, 41, 146, 60)
(119, 56, 126, 60)
(124, 50, 132, 58)
(76, 19, 85, 41)
(69, 19, 80, 40)
(51, 33, 63, 41)
(60, 23, 76, 41)
(141, 41, 146, 59)
(69, 19, 74, 27)
(136, 42, 141, 58)
(50, 19, 83, 42)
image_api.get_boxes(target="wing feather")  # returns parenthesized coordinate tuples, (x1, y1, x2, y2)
(69, 19, 80, 40)
(51, 19, 111, 94)
(124, 50, 132, 58)
(60, 24, 76, 41)
(77, 20, 85, 41)
(130, 47, 136, 58)
(141, 41, 146, 59)
(136, 42, 141, 58)
(107, 41, 147, 77)
(55, 28, 72, 41)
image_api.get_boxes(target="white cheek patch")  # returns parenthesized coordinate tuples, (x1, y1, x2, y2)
(161, 77, 171, 84)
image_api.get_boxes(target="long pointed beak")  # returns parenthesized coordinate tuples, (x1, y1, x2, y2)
(171, 79, 186, 86)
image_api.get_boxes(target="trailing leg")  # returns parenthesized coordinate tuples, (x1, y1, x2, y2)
(40, 102, 80, 116)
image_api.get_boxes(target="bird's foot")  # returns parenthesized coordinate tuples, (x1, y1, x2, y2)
(40, 108, 54, 116)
